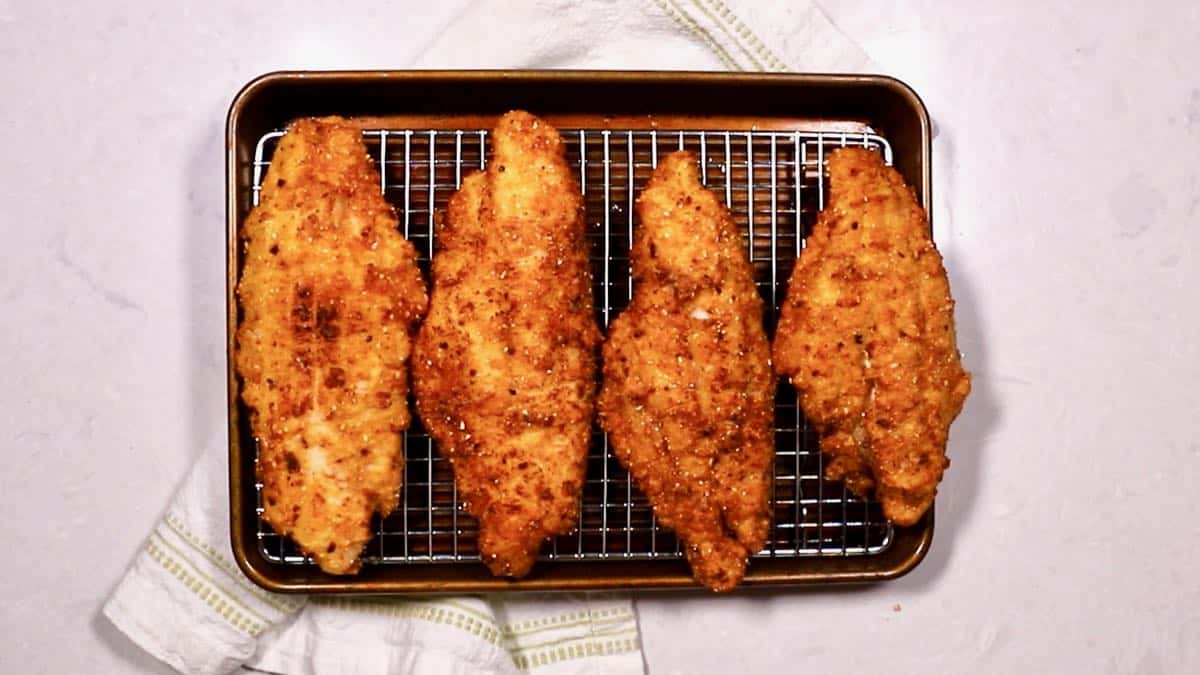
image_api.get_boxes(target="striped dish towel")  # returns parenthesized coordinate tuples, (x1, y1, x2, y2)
(103, 2, 870, 673)
(103, 435, 642, 675)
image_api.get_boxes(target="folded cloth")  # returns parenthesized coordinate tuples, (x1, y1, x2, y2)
(103, 2, 871, 673)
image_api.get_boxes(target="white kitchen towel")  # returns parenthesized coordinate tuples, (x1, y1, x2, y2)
(413, 0, 869, 72)
(103, 2, 872, 674)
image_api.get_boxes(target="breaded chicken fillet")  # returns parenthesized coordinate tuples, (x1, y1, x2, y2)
(774, 147, 970, 525)
(598, 152, 775, 591)
(236, 117, 428, 574)
(412, 111, 601, 578)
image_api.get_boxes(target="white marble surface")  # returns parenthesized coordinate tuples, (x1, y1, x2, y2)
(2, 2, 1198, 673)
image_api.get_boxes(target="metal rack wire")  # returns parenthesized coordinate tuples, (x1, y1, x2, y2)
(250, 127, 895, 565)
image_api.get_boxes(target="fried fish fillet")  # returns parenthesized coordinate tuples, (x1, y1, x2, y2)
(235, 117, 428, 574)
(774, 147, 970, 526)
(412, 111, 601, 578)
(598, 152, 774, 591)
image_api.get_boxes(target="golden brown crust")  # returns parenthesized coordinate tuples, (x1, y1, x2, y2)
(412, 111, 601, 578)
(597, 152, 775, 591)
(773, 147, 970, 525)
(235, 117, 428, 574)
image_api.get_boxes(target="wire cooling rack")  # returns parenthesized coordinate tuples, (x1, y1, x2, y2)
(250, 127, 895, 565)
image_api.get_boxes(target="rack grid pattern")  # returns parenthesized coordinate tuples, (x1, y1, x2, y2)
(249, 127, 895, 565)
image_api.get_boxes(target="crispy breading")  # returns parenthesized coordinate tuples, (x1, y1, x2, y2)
(412, 111, 601, 578)
(598, 151, 775, 591)
(235, 117, 428, 574)
(774, 147, 970, 525)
